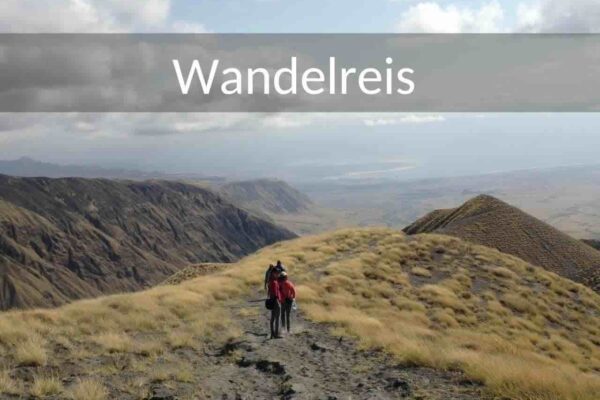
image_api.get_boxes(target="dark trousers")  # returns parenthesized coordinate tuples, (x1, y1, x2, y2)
(281, 299, 293, 332)
(270, 300, 281, 338)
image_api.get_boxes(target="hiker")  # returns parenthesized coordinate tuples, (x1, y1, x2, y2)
(264, 260, 286, 291)
(275, 260, 285, 272)
(264, 264, 274, 291)
(267, 268, 284, 339)
(278, 271, 296, 333)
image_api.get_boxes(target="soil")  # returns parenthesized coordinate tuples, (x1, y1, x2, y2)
(195, 297, 491, 400)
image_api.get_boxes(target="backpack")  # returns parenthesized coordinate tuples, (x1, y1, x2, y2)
(265, 298, 275, 310)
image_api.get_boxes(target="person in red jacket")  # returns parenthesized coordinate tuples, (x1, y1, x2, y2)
(278, 272, 296, 333)
(267, 269, 284, 339)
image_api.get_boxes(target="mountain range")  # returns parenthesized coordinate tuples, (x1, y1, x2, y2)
(0, 157, 223, 182)
(0, 174, 294, 310)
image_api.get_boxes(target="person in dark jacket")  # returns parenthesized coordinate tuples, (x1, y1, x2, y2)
(264, 264, 274, 291)
(264, 261, 286, 291)
(278, 272, 296, 333)
(267, 269, 284, 338)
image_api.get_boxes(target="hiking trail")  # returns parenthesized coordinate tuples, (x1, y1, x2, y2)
(194, 295, 490, 400)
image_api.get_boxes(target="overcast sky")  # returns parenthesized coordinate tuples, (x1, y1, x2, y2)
(1, 0, 600, 181)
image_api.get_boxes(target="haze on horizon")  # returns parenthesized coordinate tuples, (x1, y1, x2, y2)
(2, 0, 600, 183)
(2, 113, 600, 183)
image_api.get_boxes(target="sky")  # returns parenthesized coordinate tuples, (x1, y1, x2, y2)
(1, 0, 600, 182)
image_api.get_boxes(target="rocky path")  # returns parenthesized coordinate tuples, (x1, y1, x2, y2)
(197, 297, 490, 400)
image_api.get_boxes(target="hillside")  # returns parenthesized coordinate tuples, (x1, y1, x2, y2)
(218, 179, 347, 235)
(0, 174, 294, 310)
(583, 239, 600, 251)
(218, 179, 314, 215)
(0, 228, 598, 400)
(403, 195, 600, 292)
(160, 263, 230, 285)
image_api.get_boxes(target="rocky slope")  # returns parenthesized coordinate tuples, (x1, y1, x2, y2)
(404, 194, 600, 291)
(217, 179, 349, 235)
(218, 179, 314, 216)
(583, 239, 600, 251)
(0, 174, 295, 310)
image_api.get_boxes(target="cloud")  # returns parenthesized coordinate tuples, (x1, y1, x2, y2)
(396, 1, 600, 33)
(261, 114, 315, 129)
(516, 0, 600, 33)
(396, 2, 504, 33)
(364, 114, 445, 126)
(0, 0, 203, 33)
(170, 21, 209, 33)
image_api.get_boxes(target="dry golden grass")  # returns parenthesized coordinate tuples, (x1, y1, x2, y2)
(0, 227, 598, 400)
(69, 378, 107, 400)
(31, 374, 63, 397)
(411, 266, 432, 278)
(0, 269, 243, 397)
(0, 369, 19, 395)
(93, 333, 133, 353)
(14, 335, 47, 367)
(248, 228, 600, 400)
(166, 330, 195, 349)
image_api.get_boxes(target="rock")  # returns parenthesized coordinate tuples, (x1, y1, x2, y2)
(236, 356, 256, 368)
(282, 382, 306, 399)
(310, 342, 331, 352)
(255, 359, 286, 375)
(148, 386, 176, 400)
(218, 340, 255, 356)
(386, 378, 411, 397)
(236, 357, 286, 375)
(289, 383, 305, 394)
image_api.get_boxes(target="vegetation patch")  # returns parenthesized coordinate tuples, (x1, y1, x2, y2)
(0, 228, 598, 400)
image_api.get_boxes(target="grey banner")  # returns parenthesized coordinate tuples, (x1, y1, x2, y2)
(1, 34, 600, 112)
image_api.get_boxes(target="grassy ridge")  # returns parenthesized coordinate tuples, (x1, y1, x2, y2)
(0, 228, 598, 399)
(290, 229, 600, 399)
(404, 195, 600, 291)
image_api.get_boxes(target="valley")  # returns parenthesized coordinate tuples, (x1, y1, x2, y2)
(299, 163, 600, 239)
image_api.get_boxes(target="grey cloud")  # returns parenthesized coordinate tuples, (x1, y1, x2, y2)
(3, 34, 600, 112)
(0, 0, 171, 33)
(0, 35, 319, 112)
(519, 0, 600, 33)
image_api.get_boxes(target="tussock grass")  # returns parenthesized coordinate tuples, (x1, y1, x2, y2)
(14, 335, 47, 366)
(93, 333, 133, 353)
(410, 266, 432, 278)
(0, 228, 598, 400)
(274, 229, 600, 400)
(167, 330, 195, 349)
(69, 379, 107, 400)
(0, 369, 19, 395)
(31, 374, 63, 397)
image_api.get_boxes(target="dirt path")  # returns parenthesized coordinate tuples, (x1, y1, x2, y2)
(197, 297, 490, 400)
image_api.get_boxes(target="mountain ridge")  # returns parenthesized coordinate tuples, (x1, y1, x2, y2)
(404, 194, 600, 291)
(218, 178, 314, 216)
(0, 157, 224, 182)
(0, 174, 295, 310)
